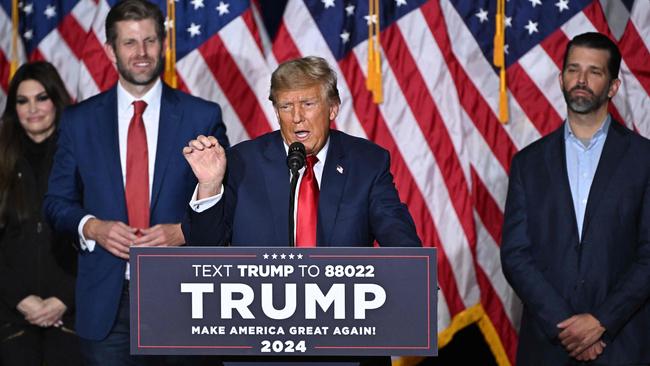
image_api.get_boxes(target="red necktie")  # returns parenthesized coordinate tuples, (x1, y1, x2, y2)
(296, 155, 319, 247)
(125, 100, 149, 231)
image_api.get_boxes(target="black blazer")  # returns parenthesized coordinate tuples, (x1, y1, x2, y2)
(0, 136, 77, 327)
(501, 121, 650, 365)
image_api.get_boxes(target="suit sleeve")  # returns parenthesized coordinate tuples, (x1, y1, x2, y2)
(501, 154, 573, 340)
(369, 149, 421, 247)
(43, 114, 89, 235)
(182, 148, 240, 246)
(593, 166, 650, 340)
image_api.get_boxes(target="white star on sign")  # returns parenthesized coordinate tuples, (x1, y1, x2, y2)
(187, 22, 201, 37)
(23, 3, 33, 14)
(216, 1, 230, 15)
(164, 17, 174, 30)
(297, 253, 303, 259)
(263, 253, 269, 259)
(345, 4, 354, 15)
(340, 30, 350, 43)
(524, 19, 539, 35)
(289, 253, 295, 259)
(272, 253, 278, 259)
(475, 8, 488, 23)
(555, 0, 569, 12)
(44, 4, 56, 18)
(364, 14, 378, 25)
(322, 0, 335, 9)
(280, 253, 286, 259)
(529, 0, 542, 7)
(190, 0, 204, 10)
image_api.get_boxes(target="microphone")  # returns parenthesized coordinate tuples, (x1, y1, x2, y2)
(286, 142, 306, 173)
(286, 142, 306, 247)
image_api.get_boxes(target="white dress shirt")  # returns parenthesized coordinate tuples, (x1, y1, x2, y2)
(77, 79, 163, 279)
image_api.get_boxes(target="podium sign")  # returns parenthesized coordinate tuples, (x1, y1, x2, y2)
(130, 246, 437, 356)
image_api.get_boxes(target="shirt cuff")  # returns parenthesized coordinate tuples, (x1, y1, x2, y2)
(78, 214, 97, 252)
(189, 184, 223, 212)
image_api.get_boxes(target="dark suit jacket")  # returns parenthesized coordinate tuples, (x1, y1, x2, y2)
(501, 121, 650, 365)
(183, 130, 420, 247)
(44, 83, 229, 341)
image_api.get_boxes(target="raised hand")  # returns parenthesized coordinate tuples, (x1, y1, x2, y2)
(183, 135, 227, 199)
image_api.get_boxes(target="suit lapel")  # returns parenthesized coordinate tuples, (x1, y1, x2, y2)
(318, 131, 347, 245)
(581, 122, 629, 238)
(545, 126, 579, 242)
(97, 87, 127, 220)
(150, 85, 182, 213)
(262, 132, 291, 244)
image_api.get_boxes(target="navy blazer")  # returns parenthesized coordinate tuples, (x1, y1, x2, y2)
(501, 121, 650, 365)
(44, 84, 229, 341)
(183, 130, 420, 247)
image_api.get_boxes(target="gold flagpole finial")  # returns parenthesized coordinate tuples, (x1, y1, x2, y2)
(9, 0, 20, 81)
(493, 0, 508, 123)
(366, 0, 383, 104)
(163, 0, 178, 88)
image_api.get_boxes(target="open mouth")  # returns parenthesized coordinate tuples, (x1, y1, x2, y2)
(295, 131, 310, 141)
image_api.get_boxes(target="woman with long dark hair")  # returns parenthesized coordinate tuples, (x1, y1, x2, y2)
(0, 62, 81, 365)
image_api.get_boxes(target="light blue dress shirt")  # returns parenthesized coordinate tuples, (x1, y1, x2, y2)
(564, 115, 610, 240)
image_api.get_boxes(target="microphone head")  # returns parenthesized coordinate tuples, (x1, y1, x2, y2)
(286, 142, 306, 172)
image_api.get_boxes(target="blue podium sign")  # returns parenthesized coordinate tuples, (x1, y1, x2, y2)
(129, 246, 437, 357)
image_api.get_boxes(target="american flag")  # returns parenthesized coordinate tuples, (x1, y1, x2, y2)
(1, 0, 649, 364)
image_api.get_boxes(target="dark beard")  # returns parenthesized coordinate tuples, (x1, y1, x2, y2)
(562, 84, 609, 114)
(115, 55, 163, 87)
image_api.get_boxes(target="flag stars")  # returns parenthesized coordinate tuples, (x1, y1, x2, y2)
(345, 4, 355, 15)
(44, 4, 56, 18)
(504, 44, 509, 54)
(555, 0, 569, 12)
(364, 14, 378, 25)
(322, 0, 335, 9)
(164, 17, 174, 30)
(190, 0, 204, 10)
(23, 29, 33, 40)
(187, 22, 201, 37)
(475, 8, 488, 23)
(524, 19, 539, 34)
(340, 30, 350, 43)
(505, 16, 512, 27)
(529, 0, 542, 7)
(395, 0, 407, 6)
(22, 2, 33, 14)
(216, 1, 230, 15)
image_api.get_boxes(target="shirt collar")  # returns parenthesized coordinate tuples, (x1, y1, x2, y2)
(564, 114, 611, 142)
(117, 78, 162, 114)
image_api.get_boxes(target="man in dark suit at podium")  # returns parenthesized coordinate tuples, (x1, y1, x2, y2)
(501, 32, 650, 365)
(182, 56, 421, 365)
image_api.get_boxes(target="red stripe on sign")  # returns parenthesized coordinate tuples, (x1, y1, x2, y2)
(199, 35, 271, 139)
(471, 167, 503, 246)
(382, 22, 477, 250)
(338, 54, 467, 317)
(540, 28, 569, 70)
(0, 51, 9, 92)
(81, 30, 118, 92)
(619, 23, 650, 96)
(58, 14, 86, 59)
(507, 62, 563, 136)
(241, 9, 264, 57)
(422, 1, 518, 173)
(272, 22, 302, 63)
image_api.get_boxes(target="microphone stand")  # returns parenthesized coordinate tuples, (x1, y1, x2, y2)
(288, 168, 300, 247)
